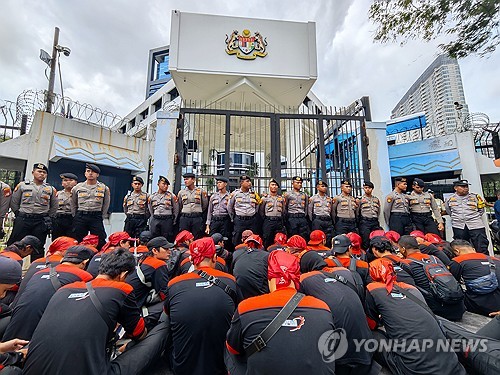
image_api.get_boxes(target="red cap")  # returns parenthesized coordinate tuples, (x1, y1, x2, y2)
(268, 251, 300, 290)
(308, 230, 326, 245)
(369, 258, 397, 294)
(424, 233, 443, 244)
(245, 234, 263, 248)
(189, 237, 216, 265)
(369, 229, 386, 239)
(80, 234, 99, 246)
(274, 233, 287, 245)
(385, 231, 401, 243)
(346, 232, 362, 255)
(410, 230, 425, 239)
(286, 235, 307, 250)
(48, 237, 78, 255)
(175, 230, 194, 245)
(241, 230, 254, 241)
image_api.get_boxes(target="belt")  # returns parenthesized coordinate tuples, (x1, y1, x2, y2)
(212, 215, 229, 221)
(288, 213, 305, 218)
(265, 216, 282, 221)
(56, 213, 73, 218)
(153, 214, 172, 219)
(391, 212, 410, 216)
(18, 212, 48, 218)
(236, 215, 255, 221)
(127, 214, 147, 219)
(360, 217, 379, 221)
(181, 213, 202, 218)
(314, 215, 331, 221)
(77, 210, 102, 216)
(411, 212, 432, 216)
(338, 218, 356, 223)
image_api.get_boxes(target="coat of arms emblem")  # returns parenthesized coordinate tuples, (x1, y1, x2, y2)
(225, 29, 267, 60)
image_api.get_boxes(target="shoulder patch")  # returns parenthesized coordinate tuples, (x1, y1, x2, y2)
(387, 197, 392, 203)
(14, 183, 21, 192)
(2, 186, 11, 197)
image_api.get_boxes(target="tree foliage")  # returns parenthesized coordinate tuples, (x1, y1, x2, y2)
(368, 0, 500, 58)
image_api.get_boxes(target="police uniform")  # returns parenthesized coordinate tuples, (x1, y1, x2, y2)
(148, 176, 178, 242)
(408, 178, 443, 235)
(358, 181, 381, 249)
(206, 176, 232, 240)
(332, 181, 358, 235)
(284, 176, 310, 240)
(70, 163, 110, 248)
(259, 179, 286, 249)
(7, 163, 57, 258)
(308, 180, 334, 247)
(228, 176, 259, 246)
(0, 180, 12, 239)
(445, 179, 489, 254)
(177, 173, 208, 239)
(384, 178, 412, 236)
(52, 172, 78, 239)
(123, 176, 150, 239)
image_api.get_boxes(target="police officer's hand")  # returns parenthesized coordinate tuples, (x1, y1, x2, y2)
(205, 225, 210, 235)
(437, 223, 444, 232)
(0, 338, 29, 353)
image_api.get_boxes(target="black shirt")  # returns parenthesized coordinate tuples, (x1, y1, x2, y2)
(125, 255, 169, 307)
(23, 278, 145, 375)
(232, 247, 270, 302)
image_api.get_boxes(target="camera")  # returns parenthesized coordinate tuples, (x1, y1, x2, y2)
(56, 45, 71, 57)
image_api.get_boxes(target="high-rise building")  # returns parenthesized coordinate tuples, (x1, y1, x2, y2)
(391, 54, 469, 137)
(146, 46, 172, 98)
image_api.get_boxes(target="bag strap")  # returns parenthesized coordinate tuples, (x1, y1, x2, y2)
(196, 270, 236, 304)
(321, 270, 361, 299)
(245, 292, 305, 357)
(487, 256, 496, 270)
(394, 285, 439, 323)
(136, 264, 152, 288)
(86, 282, 114, 330)
(349, 257, 357, 272)
(331, 257, 343, 268)
(49, 264, 62, 291)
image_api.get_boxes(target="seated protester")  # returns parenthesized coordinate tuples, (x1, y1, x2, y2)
(226, 251, 336, 375)
(0, 338, 29, 374)
(411, 230, 451, 266)
(125, 236, 172, 330)
(12, 236, 78, 307)
(168, 230, 194, 278)
(0, 257, 22, 339)
(87, 231, 136, 278)
(327, 235, 371, 286)
(234, 230, 253, 251)
(24, 248, 169, 375)
(179, 234, 228, 275)
(370, 236, 416, 286)
(300, 251, 377, 375)
(1, 235, 42, 266)
(167, 237, 236, 375)
(384, 230, 401, 253)
(366, 258, 466, 375)
(3, 246, 94, 341)
(232, 235, 269, 302)
(130, 231, 153, 260)
(212, 233, 232, 268)
(266, 232, 287, 252)
(346, 232, 368, 261)
(79, 233, 100, 253)
(448, 239, 500, 316)
(284, 234, 309, 259)
(307, 230, 330, 256)
(399, 235, 465, 321)
(425, 233, 454, 260)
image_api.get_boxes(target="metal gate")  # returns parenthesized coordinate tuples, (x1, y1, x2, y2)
(174, 97, 371, 197)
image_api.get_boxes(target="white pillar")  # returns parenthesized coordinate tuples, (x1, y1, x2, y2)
(366, 121, 392, 229)
(153, 110, 179, 187)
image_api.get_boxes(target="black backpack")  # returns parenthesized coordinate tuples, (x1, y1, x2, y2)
(411, 255, 464, 303)
(330, 257, 365, 301)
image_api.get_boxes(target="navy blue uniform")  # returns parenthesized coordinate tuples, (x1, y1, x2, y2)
(232, 247, 270, 302)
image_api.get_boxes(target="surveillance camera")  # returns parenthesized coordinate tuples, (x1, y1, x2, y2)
(56, 45, 71, 57)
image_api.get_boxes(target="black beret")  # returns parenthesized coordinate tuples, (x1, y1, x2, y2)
(292, 176, 303, 182)
(240, 175, 251, 182)
(85, 163, 101, 174)
(413, 178, 425, 187)
(183, 173, 195, 178)
(60, 172, 78, 180)
(147, 236, 174, 250)
(158, 175, 170, 185)
(317, 180, 328, 187)
(395, 177, 407, 183)
(216, 176, 229, 183)
(363, 181, 374, 188)
(269, 178, 280, 186)
(453, 179, 470, 186)
(33, 163, 48, 172)
(341, 180, 351, 186)
(132, 176, 144, 185)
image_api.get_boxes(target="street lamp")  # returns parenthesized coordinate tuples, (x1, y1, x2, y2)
(40, 27, 71, 113)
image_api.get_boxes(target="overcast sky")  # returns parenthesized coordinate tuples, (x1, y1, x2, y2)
(1, 0, 499, 123)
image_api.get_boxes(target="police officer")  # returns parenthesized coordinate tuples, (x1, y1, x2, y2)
(123, 176, 150, 239)
(384, 177, 412, 236)
(70, 163, 110, 249)
(308, 180, 334, 247)
(284, 176, 310, 241)
(445, 179, 489, 254)
(52, 172, 78, 239)
(358, 181, 382, 250)
(228, 175, 259, 246)
(177, 172, 208, 239)
(205, 176, 231, 241)
(8, 163, 57, 259)
(332, 180, 358, 235)
(0, 180, 12, 240)
(259, 179, 286, 249)
(409, 178, 444, 235)
(148, 176, 178, 242)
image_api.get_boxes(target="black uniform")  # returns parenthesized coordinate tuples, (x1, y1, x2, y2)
(231, 247, 270, 302)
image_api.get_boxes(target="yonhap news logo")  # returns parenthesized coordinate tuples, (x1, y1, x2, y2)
(317, 328, 348, 362)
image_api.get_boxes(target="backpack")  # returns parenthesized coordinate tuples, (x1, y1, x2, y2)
(464, 257, 499, 294)
(412, 255, 464, 303)
(330, 257, 365, 301)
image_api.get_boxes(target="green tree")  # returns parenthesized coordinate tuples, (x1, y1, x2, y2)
(368, 0, 500, 58)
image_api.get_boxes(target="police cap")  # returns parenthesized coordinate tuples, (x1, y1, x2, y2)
(183, 172, 195, 178)
(316, 180, 328, 187)
(33, 163, 48, 172)
(412, 178, 425, 188)
(453, 179, 470, 186)
(363, 181, 374, 188)
(60, 172, 78, 180)
(269, 178, 280, 186)
(85, 163, 100, 174)
(216, 176, 229, 183)
(341, 180, 351, 187)
(292, 176, 303, 183)
(240, 175, 251, 182)
(158, 175, 170, 185)
(132, 176, 144, 185)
